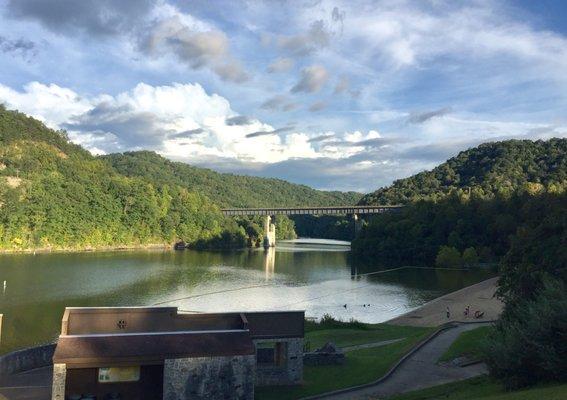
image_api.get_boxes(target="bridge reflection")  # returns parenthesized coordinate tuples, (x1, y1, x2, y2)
(264, 247, 275, 281)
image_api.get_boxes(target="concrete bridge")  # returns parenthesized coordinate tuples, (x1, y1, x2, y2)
(221, 205, 402, 247)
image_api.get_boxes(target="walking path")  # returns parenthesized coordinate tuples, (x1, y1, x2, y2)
(309, 322, 491, 400)
(342, 338, 404, 352)
(0, 366, 51, 400)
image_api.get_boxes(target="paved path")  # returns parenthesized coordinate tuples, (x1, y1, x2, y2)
(0, 367, 51, 400)
(342, 338, 404, 352)
(314, 323, 491, 400)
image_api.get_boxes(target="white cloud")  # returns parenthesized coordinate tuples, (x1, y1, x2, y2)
(0, 81, 382, 165)
(301, 1, 567, 77)
(2, 80, 565, 192)
(0, 81, 93, 128)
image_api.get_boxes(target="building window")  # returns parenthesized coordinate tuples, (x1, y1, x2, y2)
(256, 342, 287, 367)
(98, 367, 140, 383)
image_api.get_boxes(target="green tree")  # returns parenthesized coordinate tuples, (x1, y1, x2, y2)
(462, 247, 479, 267)
(435, 246, 462, 268)
(483, 278, 567, 389)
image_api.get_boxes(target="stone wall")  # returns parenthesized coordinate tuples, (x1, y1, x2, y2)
(51, 363, 66, 400)
(0, 343, 55, 376)
(163, 355, 255, 400)
(254, 338, 303, 386)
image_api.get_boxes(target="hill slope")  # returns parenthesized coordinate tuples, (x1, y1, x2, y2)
(103, 151, 361, 208)
(360, 139, 567, 205)
(353, 138, 567, 270)
(0, 105, 233, 250)
(0, 105, 360, 250)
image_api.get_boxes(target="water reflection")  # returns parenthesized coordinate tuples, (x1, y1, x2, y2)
(264, 247, 275, 281)
(0, 241, 494, 353)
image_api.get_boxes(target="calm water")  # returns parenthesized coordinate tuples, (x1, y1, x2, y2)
(0, 239, 494, 353)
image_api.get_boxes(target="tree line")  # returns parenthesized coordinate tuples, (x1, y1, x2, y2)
(0, 105, 349, 251)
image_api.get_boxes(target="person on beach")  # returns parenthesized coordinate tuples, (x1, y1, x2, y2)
(446, 306, 450, 319)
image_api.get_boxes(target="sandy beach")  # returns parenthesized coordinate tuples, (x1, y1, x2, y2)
(388, 277, 503, 327)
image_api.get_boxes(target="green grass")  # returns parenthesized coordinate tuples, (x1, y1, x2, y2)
(439, 326, 491, 362)
(386, 376, 567, 400)
(255, 323, 434, 400)
(306, 323, 431, 350)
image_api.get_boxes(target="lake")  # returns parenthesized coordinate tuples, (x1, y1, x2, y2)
(0, 239, 495, 353)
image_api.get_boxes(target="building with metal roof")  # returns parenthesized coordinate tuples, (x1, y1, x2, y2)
(51, 307, 304, 400)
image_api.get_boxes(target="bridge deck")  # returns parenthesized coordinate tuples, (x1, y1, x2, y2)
(221, 205, 402, 216)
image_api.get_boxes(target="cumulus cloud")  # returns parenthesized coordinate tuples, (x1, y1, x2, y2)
(64, 103, 173, 148)
(0, 82, 94, 129)
(291, 65, 329, 93)
(267, 57, 294, 73)
(0, 81, 325, 163)
(407, 107, 452, 124)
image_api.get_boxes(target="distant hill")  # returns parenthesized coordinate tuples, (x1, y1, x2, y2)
(103, 151, 362, 208)
(0, 105, 236, 250)
(353, 138, 567, 269)
(0, 105, 360, 251)
(360, 139, 567, 205)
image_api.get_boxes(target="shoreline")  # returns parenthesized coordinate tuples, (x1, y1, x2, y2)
(0, 243, 172, 255)
(0, 237, 334, 255)
(387, 277, 503, 327)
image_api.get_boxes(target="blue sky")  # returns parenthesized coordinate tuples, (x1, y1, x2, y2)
(0, 0, 566, 192)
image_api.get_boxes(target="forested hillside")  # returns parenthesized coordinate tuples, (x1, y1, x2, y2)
(360, 139, 567, 205)
(0, 106, 237, 250)
(354, 139, 567, 390)
(0, 106, 358, 251)
(354, 138, 567, 267)
(103, 151, 361, 208)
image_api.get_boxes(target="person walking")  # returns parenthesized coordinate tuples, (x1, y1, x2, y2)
(446, 306, 451, 319)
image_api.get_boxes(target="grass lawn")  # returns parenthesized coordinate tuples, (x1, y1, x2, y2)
(305, 323, 431, 350)
(386, 376, 567, 400)
(255, 322, 434, 400)
(438, 326, 491, 362)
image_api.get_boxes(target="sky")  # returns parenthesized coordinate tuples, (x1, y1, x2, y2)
(0, 0, 566, 192)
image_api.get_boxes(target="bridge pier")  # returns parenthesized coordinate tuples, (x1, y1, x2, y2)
(264, 215, 276, 248)
(353, 213, 363, 236)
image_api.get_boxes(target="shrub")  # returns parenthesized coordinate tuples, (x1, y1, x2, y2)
(435, 245, 462, 268)
(462, 247, 479, 267)
(483, 278, 567, 389)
